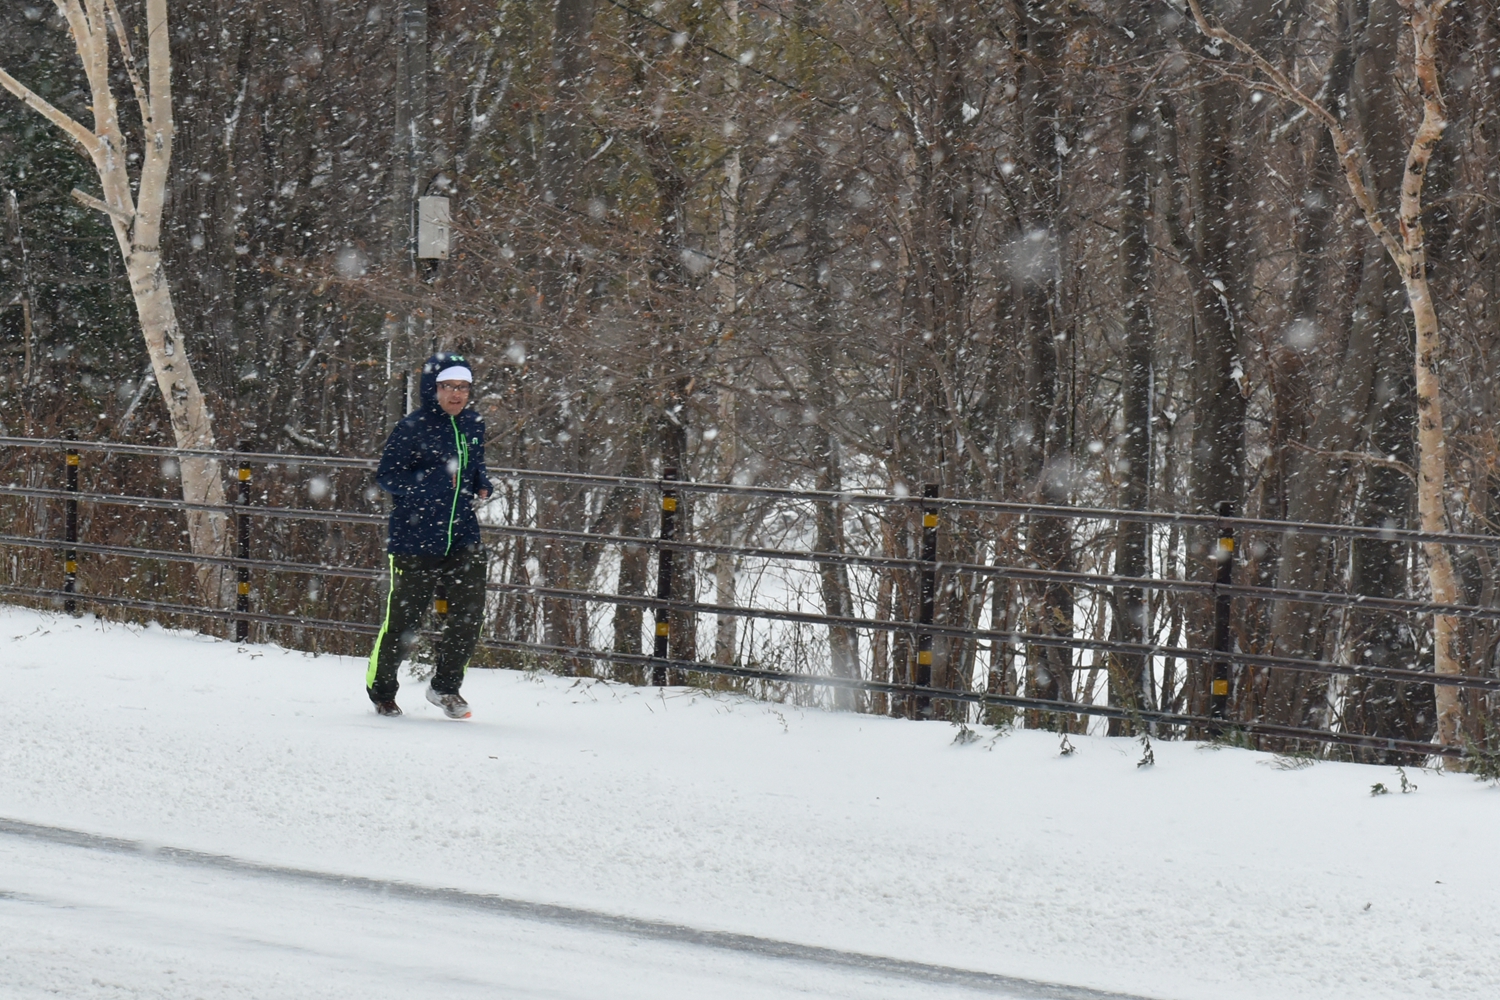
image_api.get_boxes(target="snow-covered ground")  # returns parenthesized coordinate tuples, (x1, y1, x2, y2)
(2, 604, 1498, 1000)
(2, 825, 1038, 1000)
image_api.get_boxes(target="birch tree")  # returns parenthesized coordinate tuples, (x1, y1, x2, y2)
(0, 1, 227, 582)
(1181, 0, 1463, 749)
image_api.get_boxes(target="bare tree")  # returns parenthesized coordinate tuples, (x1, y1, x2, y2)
(1183, 0, 1464, 748)
(1, 0, 227, 581)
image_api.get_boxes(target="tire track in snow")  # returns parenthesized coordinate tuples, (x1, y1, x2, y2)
(0, 816, 1159, 1000)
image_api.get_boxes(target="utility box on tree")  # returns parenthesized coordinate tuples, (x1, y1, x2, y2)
(417, 195, 451, 260)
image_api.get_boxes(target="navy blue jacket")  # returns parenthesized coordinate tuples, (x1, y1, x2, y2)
(376, 353, 494, 556)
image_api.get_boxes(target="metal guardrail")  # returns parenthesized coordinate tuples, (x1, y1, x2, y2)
(6, 435, 1500, 548)
(3, 528, 1493, 696)
(2, 435, 1493, 759)
(6, 489, 1500, 620)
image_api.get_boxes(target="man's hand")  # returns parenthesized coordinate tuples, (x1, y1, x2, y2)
(478, 489, 490, 499)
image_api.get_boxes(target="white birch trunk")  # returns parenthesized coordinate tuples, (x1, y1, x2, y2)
(1399, 1, 1462, 749)
(2, 1, 227, 598)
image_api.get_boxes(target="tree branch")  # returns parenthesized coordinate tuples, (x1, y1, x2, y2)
(145, 0, 172, 132)
(1397, 0, 1448, 261)
(1178, 0, 1407, 270)
(104, 0, 152, 127)
(132, 0, 174, 250)
(71, 186, 134, 223)
(57, 2, 104, 92)
(0, 66, 99, 156)
(1287, 439, 1416, 482)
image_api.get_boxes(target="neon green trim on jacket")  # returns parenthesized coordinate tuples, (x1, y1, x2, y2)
(444, 415, 469, 555)
(366, 555, 399, 688)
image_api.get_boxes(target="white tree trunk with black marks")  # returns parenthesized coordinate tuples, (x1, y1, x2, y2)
(1, 1, 227, 594)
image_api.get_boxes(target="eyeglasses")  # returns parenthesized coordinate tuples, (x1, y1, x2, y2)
(436, 381, 471, 393)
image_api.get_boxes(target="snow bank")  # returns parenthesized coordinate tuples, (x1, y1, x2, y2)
(2, 605, 1497, 999)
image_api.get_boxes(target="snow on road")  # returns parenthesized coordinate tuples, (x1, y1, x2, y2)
(2, 604, 1498, 999)
(3, 822, 1048, 1000)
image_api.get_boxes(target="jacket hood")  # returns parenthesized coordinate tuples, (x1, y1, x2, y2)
(419, 351, 474, 416)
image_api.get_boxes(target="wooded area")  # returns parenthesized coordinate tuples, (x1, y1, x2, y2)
(3, 1, 1499, 755)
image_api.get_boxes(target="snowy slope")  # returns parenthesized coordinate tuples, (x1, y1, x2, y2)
(2, 604, 1497, 1000)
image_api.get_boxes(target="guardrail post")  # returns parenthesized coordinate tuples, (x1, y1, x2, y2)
(652, 467, 678, 687)
(64, 442, 78, 616)
(235, 458, 251, 641)
(1209, 500, 1235, 732)
(913, 483, 939, 719)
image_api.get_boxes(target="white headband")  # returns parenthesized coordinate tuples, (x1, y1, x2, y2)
(435, 365, 473, 384)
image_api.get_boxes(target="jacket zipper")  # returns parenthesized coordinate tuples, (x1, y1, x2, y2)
(444, 416, 468, 555)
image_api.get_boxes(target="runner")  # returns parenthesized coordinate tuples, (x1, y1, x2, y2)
(365, 352, 492, 718)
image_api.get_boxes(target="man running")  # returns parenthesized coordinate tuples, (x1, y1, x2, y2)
(366, 352, 492, 718)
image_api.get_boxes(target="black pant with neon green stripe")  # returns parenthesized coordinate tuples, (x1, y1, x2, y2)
(366, 545, 488, 701)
